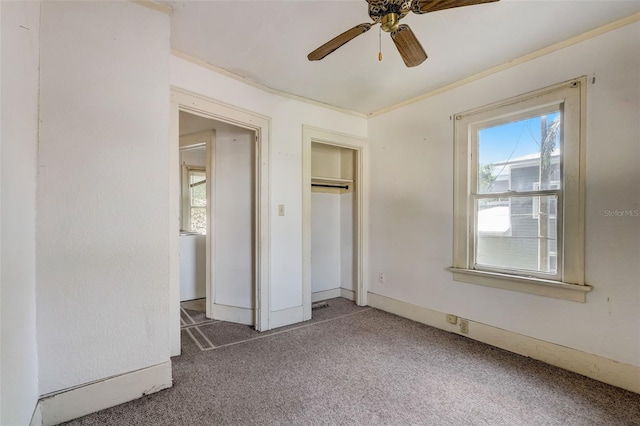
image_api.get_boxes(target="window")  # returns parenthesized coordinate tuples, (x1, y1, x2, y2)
(451, 78, 591, 302)
(182, 168, 207, 234)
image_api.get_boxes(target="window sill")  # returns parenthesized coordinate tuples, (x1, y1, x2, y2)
(448, 268, 592, 302)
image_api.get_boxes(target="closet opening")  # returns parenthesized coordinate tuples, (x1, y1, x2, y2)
(310, 143, 357, 305)
(302, 126, 369, 321)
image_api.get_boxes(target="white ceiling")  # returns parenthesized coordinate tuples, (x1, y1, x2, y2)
(165, 0, 640, 115)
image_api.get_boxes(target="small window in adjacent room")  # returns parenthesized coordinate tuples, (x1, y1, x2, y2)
(450, 78, 591, 302)
(185, 168, 207, 234)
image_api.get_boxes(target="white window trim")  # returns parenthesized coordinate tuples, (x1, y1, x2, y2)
(451, 77, 591, 302)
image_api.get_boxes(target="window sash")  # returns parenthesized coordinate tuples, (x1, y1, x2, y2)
(470, 191, 563, 281)
(472, 189, 561, 199)
(469, 103, 561, 196)
(181, 166, 206, 233)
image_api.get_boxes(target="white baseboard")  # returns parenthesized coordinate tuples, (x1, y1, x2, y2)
(340, 288, 355, 301)
(37, 361, 172, 425)
(312, 288, 356, 303)
(270, 305, 303, 329)
(367, 292, 640, 394)
(312, 288, 341, 303)
(212, 304, 254, 326)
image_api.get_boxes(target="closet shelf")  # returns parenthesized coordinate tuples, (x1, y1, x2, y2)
(311, 176, 354, 183)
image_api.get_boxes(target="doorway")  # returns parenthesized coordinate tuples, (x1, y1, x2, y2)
(170, 89, 271, 356)
(179, 112, 256, 318)
(302, 126, 369, 321)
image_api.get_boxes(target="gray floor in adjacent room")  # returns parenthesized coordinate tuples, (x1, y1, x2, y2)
(65, 298, 640, 425)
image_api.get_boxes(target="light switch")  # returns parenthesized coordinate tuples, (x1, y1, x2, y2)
(278, 204, 285, 216)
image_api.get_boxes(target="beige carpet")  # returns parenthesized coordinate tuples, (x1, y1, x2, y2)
(65, 299, 640, 425)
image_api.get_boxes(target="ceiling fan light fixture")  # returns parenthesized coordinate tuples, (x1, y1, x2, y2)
(381, 13, 400, 33)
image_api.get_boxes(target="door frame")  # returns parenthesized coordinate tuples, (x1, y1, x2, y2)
(170, 88, 271, 355)
(302, 125, 369, 321)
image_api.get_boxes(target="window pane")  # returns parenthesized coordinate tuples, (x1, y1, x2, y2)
(190, 207, 206, 234)
(477, 112, 561, 194)
(190, 173, 206, 207)
(476, 195, 558, 274)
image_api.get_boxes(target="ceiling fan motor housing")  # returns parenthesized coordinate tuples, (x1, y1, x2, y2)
(369, 0, 411, 30)
(381, 13, 400, 32)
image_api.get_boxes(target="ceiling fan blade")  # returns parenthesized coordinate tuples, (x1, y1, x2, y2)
(308, 23, 373, 61)
(411, 0, 499, 15)
(391, 24, 427, 67)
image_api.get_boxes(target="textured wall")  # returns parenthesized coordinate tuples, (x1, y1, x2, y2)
(367, 22, 640, 366)
(0, 1, 40, 423)
(37, 2, 171, 394)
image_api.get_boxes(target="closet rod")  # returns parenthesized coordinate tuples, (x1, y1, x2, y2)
(312, 183, 349, 190)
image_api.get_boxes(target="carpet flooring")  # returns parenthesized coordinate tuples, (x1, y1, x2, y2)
(64, 298, 640, 425)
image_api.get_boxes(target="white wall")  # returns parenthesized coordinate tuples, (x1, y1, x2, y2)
(171, 55, 368, 314)
(368, 22, 640, 366)
(311, 192, 342, 292)
(37, 2, 171, 395)
(311, 192, 355, 294)
(0, 1, 40, 423)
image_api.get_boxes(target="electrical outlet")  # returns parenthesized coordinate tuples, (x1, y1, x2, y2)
(459, 319, 469, 334)
(378, 272, 385, 284)
(446, 314, 458, 325)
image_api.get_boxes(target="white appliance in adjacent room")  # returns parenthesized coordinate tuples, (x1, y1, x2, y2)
(179, 232, 206, 301)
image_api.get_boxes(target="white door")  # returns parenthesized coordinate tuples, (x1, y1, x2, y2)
(208, 125, 256, 325)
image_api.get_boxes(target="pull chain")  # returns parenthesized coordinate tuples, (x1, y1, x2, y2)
(378, 26, 383, 61)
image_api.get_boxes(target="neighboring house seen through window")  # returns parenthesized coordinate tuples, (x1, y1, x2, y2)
(451, 78, 591, 302)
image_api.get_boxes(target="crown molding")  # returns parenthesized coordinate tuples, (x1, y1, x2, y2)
(171, 50, 367, 119)
(368, 12, 640, 117)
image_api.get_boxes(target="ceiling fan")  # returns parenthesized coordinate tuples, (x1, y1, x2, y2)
(308, 0, 499, 67)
